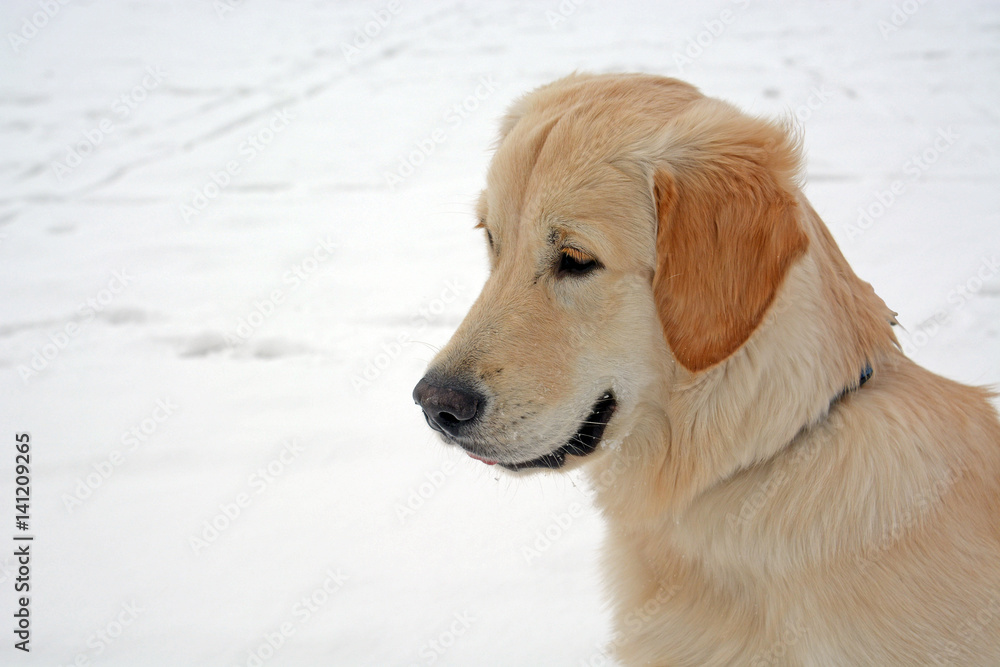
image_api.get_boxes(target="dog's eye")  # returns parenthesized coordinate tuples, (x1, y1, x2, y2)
(486, 229, 494, 249)
(558, 248, 600, 276)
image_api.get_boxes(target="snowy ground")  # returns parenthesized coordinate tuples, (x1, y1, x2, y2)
(1, 1, 998, 665)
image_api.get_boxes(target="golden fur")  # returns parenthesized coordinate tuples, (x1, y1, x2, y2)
(416, 73, 1000, 665)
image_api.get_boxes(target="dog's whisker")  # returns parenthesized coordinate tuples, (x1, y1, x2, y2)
(409, 340, 441, 353)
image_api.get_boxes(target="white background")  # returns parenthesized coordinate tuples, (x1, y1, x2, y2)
(1, 1, 998, 665)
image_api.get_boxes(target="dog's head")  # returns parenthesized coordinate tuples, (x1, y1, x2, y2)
(413, 73, 808, 472)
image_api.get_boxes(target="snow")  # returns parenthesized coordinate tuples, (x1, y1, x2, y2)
(1, 1, 998, 665)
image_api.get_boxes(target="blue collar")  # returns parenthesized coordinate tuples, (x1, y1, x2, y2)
(832, 363, 873, 406)
(858, 363, 873, 388)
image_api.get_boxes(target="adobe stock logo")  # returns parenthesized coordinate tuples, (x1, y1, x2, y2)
(180, 107, 295, 224)
(7, 0, 73, 55)
(878, 0, 929, 40)
(382, 78, 499, 190)
(62, 398, 178, 513)
(340, 1, 404, 64)
(844, 126, 959, 243)
(351, 278, 464, 391)
(671, 0, 751, 75)
(18, 269, 136, 383)
(521, 503, 586, 564)
(189, 439, 304, 556)
(51, 66, 167, 181)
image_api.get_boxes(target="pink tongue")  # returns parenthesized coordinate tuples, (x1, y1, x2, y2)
(467, 452, 497, 465)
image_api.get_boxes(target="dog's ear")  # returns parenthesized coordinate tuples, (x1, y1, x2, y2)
(651, 101, 808, 372)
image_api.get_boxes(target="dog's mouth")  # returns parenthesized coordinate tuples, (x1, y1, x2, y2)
(496, 391, 617, 471)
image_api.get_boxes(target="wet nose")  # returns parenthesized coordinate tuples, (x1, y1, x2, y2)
(412, 377, 483, 437)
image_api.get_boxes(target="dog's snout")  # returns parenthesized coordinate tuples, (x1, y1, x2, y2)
(412, 377, 483, 436)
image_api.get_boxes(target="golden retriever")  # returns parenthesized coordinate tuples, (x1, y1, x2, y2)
(413, 73, 1000, 665)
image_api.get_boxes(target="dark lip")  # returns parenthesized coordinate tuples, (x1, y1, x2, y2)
(499, 391, 616, 471)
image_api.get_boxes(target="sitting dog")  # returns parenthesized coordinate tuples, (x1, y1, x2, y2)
(413, 73, 1000, 665)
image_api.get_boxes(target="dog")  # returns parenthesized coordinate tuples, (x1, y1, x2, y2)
(412, 73, 1000, 665)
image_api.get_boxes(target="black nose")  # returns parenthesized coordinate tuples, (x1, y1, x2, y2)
(412, 377, 483, 437)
